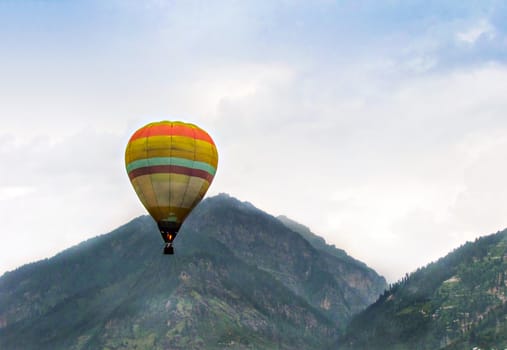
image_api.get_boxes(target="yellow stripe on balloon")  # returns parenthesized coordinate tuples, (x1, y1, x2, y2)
(126, 136, 218, 166)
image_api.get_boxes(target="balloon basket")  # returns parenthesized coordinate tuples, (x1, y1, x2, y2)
(163, 244, 174, 255)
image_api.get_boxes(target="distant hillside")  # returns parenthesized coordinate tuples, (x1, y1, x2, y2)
(0, 194, 386, 350)
(277, 215, 372, 270)
(339, 229, 507, 350)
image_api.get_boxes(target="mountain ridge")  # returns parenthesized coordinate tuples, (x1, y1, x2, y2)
(0, 194, 386, 350)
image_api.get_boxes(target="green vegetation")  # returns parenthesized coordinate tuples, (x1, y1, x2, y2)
(340, 230, 507, 350)
(4, 194, 507, 349)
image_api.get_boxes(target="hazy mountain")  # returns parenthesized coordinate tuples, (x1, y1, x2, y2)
(0, 194, 386, 350)
(276, 215, 385, 306)
(339, 229, 507, 350)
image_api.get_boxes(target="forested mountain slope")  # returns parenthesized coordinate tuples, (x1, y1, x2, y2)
(339, 229, 507, 350)
(0, 194, 385, 350)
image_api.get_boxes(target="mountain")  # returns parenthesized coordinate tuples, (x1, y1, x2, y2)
(0, 194, 386, 350)
(189, 195, 387, 326)
(339, 229, 507, 350)
(277, 215, 384, 305)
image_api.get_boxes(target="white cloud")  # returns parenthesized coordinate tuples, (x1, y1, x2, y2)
(206, 63, 507, 281)
(165, 62, 295, 121)
(0, 186, 35, 201)
(0, 130, 140, 273)
(456, 19, 495, 44)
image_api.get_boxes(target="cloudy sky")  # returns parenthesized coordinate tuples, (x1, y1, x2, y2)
(1, 0, 507, 281)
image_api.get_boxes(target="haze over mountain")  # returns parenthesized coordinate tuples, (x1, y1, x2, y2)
(0, 194, 386, 350)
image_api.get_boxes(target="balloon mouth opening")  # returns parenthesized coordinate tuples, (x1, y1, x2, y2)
(157, 221, 181, 242)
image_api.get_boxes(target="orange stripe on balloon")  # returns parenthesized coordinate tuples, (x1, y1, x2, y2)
(129, 122, 215, 144)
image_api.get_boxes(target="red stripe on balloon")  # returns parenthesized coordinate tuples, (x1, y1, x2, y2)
(128, 165, 214, 183)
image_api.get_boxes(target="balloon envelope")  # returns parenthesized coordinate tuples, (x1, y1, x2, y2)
(125, 121, 218, 236)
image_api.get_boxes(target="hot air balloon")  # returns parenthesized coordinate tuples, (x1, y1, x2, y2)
(125, 121, 218, 254)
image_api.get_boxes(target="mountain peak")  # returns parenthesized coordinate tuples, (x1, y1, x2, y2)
(0, 194, 386, 350)
(205, 192, 264, 212)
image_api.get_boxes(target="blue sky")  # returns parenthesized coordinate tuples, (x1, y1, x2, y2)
(1, 0, 507, 281)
